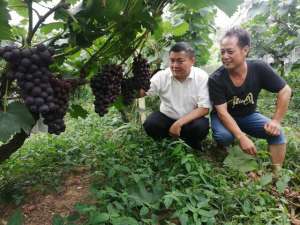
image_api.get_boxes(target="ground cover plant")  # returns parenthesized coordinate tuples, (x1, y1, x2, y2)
(0, 83, 299, 224)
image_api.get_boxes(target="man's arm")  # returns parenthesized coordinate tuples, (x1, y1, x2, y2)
(264, 85, 292, 136)
(215, 103, 257, 155)
(169, 107, 209, 137)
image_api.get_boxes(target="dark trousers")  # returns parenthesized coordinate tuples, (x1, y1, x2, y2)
(143, 111, 209, 150)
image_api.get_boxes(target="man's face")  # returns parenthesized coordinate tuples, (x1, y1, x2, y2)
(220, 36, 249, 70)
(169, 51, 195, 80)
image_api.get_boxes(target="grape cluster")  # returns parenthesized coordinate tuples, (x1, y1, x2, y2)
(121, 54, 151, 105)
(43, 78, 73, 134)
(0, 44, 72, 135)
(132, 54, 151, 91)
(121, 77, 137, 105)
(90, 64, 123, 116)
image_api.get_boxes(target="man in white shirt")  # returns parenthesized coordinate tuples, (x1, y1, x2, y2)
(140, 42, 211, 150)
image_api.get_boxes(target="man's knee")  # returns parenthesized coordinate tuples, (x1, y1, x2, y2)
(194, 118, 210, 138)
(143, 118, 157, 136)
(212, 129, 234, 146)
(182, 117, 209, 139)
(143, 117, 167, 139)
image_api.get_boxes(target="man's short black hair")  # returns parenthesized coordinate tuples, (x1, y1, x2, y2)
(169, 42, 195, 58)
(222, 27, 251, 48)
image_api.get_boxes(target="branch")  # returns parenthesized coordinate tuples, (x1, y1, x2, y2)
(32, 7, 41, 19)
(26, 0, 66, 45)
(35, 2, 52, 10)
(39, 31, 66, 45)
(53, 46, 81, 59)
(0, 130, 30, 163)
(273, 18, 298, 36)
(26, 0, 33, 46)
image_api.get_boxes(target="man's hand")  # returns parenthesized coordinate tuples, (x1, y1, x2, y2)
(169, 121, 182, 138)
(238, 133, 257, 156)
(139, 89, 146, 98)
(264, 120, 281, 136)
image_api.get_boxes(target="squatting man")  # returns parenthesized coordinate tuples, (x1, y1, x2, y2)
(208, 27, 292, 174)
(140, 42, 211, 150)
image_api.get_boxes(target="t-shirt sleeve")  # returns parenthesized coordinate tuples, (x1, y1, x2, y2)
(257, 61, 286, 92)
(196, 72, 211, 109)
(146, 72, 161, 96)
(208, 75, 227, 106)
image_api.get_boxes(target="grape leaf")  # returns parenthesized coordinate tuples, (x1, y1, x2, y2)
(8, 0, 28, 18)
(0, 102, 35, 143)
(40, 22, 65, 34)
(0, 0, 12, 40)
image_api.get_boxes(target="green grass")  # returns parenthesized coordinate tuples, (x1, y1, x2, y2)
(0, 105, 298, 225)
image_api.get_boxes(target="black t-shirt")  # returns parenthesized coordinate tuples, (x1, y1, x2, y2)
(208, 60, 286, 117)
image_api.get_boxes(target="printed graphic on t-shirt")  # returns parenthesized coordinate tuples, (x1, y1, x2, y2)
(228, 93, 254, 109)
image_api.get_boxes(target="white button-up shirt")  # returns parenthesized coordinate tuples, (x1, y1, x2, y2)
(147, 66, 211, 119)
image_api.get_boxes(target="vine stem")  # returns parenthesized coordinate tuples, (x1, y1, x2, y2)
(3, 80, 9, 112)
(26, 0, 33, 47)
(26, 0, 66, 46)
(120, 30, 149, 66)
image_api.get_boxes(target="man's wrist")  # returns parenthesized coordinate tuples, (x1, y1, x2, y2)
(175, 120, 184, 127)
(236, 132, 246, 141)
(271, 118, 282, 124)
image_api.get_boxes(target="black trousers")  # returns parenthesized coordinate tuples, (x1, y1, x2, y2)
(143, 111, 209, 150)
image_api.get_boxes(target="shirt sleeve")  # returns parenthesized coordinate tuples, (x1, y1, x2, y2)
(196, 73, 211, 109)
(257, 61, 286, 92)
(146, 71, 161, 96)
(208, 75, 227, 106)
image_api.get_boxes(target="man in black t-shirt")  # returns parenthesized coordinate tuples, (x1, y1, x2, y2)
(208, 27, 292, 173)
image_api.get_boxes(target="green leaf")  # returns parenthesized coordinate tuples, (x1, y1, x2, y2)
(111, 217, 139, 225)
(0, 102, 35, 143)
(7, 209, 23, 225)
(223, 146, 258, 173)
(52, 214, 64, 225)
(8, 0, 28, 17)
(66, 212, 80, 222)
(197, 209, 218, 217)
(140, 206, 149, 217)
(260, 173, 273, 186)
(0, 0, 12, 40)
(69, 104, 88, 119)
(40, 22, 65, 34)
(177, 0, 207, 9)
(172, 21, 189, 36)
(276, 174, 290, 194)
(164, 196, 173, 208)
(177, 0, 241, 16)
(179, 213, 189, 225)
(66, 0, 80, 5)
(74, 203, 96, 214)
(212, 0, 243, 16)
(247, 1, 269, 18)
(7, 102, 35, 133)
(90, 212, 110, 223)
(11, 26, 27, 38)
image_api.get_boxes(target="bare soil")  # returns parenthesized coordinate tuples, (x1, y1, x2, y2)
(0, 167, 91, 225)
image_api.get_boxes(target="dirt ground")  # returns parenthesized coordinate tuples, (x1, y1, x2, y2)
(0, 168, 91, 225)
